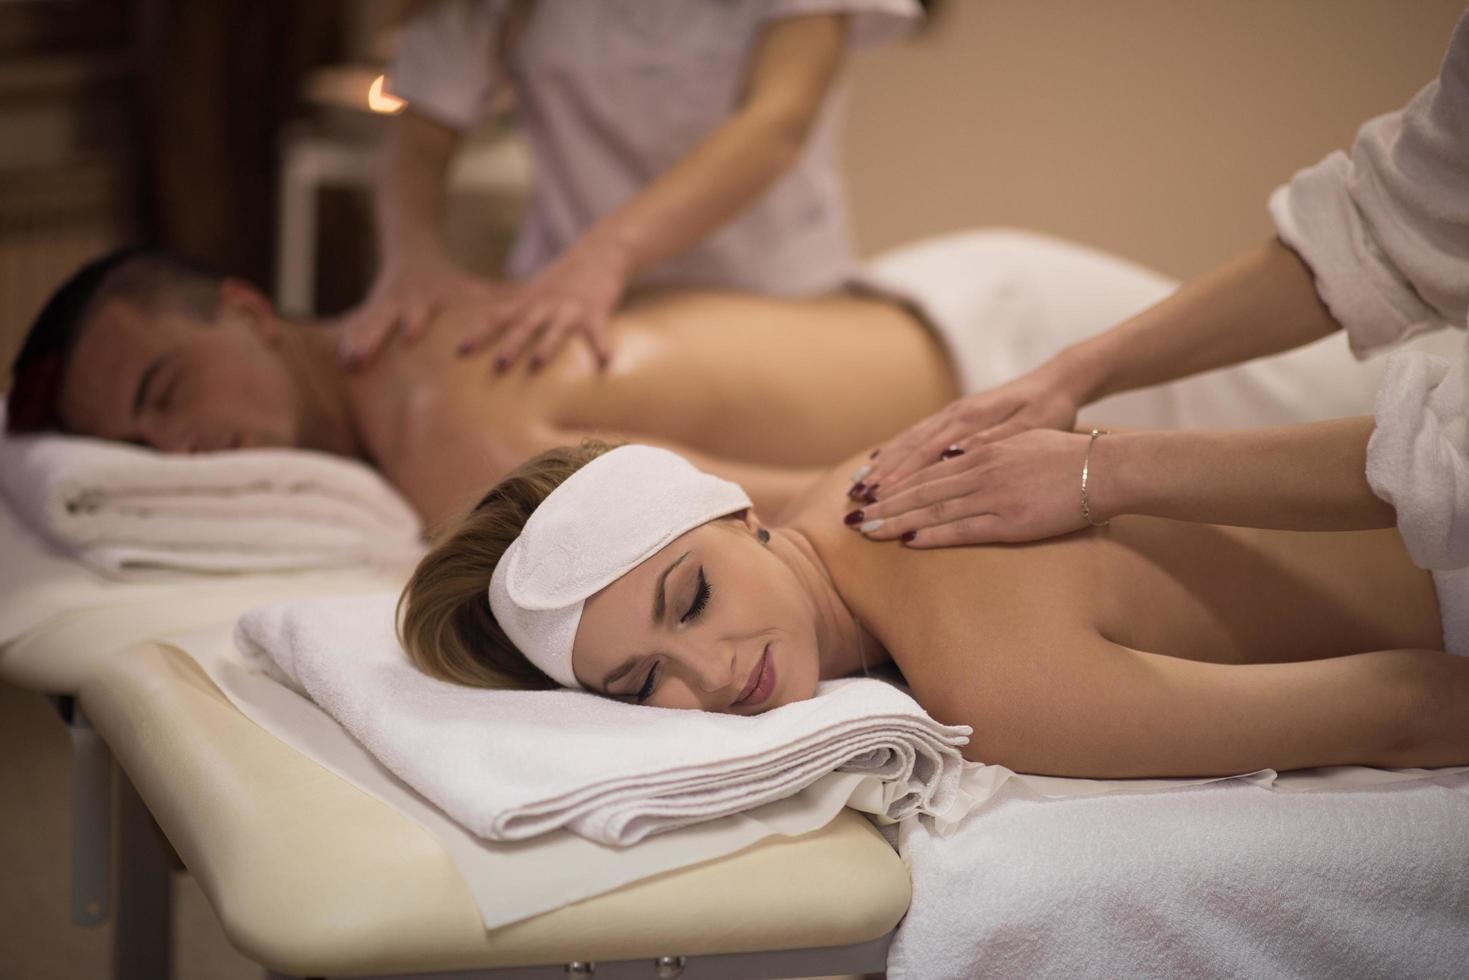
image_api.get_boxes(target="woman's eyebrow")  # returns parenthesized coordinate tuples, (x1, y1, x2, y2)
(652, 551, 689, 623)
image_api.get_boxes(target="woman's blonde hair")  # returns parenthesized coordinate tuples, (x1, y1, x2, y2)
(397, 440, 616, 689)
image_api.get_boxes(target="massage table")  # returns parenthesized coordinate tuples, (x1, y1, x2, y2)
(0, 519, 910, 979)
(83, 640, 908, 978)
(13, 549, 1469, 980)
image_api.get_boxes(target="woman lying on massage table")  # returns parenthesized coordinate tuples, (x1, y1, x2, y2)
(399, 442, 1469, 778)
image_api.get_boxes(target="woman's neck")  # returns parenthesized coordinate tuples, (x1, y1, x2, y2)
(278, 319, 363, 458)
(770, 525, 882, 680)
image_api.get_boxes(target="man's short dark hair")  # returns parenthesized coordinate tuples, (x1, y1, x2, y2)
(5, 247, 224, 434)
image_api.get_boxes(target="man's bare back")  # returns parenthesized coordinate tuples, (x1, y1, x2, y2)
(348, 289, 958, 526)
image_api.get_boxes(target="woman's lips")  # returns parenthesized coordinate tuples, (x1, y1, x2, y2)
(734, 644, 776, 708)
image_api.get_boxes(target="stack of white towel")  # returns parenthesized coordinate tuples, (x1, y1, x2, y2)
(234, 593, 972, 846)
(0, 426, 423, 573)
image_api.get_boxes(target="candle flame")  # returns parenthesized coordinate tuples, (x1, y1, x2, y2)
(368, 74, 405, 114)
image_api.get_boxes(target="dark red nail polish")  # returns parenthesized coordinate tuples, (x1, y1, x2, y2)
(901, 530, 917, 543)
(844, 509, 865, 526)
(529, 356, 543, 371)
(494, 356, 509, 372)
(939, 447, 965, 461)
(457, 342, 473, 356)
(863, 484, 879, 504)
(848, 482, 866, 499)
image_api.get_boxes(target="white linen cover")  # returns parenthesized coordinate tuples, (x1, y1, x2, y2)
(0, 426, 422, 574)
(171, 617, 916, 929)
(233, 592, 972, 846)
(855, 229, 1463, 431)
(888, 773, 1469, 980)
(0, 493, 190, 647)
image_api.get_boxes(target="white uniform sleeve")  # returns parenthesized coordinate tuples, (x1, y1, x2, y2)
(765, 0, 923, 47)
(1269, 13, 1469, 359)
(1366, 340, 1469, 570)
(385, 0, 508, 132)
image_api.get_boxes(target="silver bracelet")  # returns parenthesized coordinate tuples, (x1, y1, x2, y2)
(1080, 428, 1110, 527)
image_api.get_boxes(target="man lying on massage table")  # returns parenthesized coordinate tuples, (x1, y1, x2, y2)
(5, 233, 1398, 530)
(5, 247, 955, 526)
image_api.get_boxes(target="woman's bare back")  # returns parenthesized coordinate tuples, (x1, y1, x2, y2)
(791, 452, 1458, 777)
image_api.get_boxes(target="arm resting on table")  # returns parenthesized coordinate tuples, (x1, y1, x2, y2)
(919, 635, 1469, 778)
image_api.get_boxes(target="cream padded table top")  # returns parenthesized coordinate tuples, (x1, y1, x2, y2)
(0, 567, 407, 693)
(81, 643, 911, 976)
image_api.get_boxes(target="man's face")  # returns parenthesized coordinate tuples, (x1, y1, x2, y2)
(55, 293, 301, 453)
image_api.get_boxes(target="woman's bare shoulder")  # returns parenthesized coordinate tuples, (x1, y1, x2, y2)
(787, 454, 1098, 689)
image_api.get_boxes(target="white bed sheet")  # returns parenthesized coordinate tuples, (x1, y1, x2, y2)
(889, 774, 1469, 979)
(0, 496, 411, 692)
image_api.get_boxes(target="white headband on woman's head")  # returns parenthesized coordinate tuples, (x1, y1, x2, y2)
(488, 445, 752, 689)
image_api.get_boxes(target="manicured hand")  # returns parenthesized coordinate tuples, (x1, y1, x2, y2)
(458, 235, 628, 372)
(338, 256, 505, 370)
(850, 372, 1081, 502)
(842, 428, 1102, 547)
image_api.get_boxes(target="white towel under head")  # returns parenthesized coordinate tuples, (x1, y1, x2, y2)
(0, 421, 423, 574)
(489, 444, 751, 689)
(234, 592, 972, 846)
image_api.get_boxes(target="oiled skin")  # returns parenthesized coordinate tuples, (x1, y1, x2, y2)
(344, 288, 957, 528)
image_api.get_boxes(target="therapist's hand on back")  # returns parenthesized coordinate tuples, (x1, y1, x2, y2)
(456, 231, 627, 372)
(855, 370, 1081, 495)
(841, 369, 1101, 547)
(338, 252, 509, 369)
(844, 426, 1104, 548)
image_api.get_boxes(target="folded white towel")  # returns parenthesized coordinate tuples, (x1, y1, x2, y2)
(233, 593, 972, 846)
(0, 425, 423, 574)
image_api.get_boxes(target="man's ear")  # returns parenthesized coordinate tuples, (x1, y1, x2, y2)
(216, 278, 280, 341)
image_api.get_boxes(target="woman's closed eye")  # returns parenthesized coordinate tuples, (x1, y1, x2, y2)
(681, 568, 711, 623)
(633, 570, 712, 704)
(636, 661, 661, 704)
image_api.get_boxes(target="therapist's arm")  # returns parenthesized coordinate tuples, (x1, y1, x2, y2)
(852, 416, 1394, 547)
(862, 239, 1344, 492)
(466, 13, 852, 369)
(1086, 417, 1393, 530)
(1048, 238, 1343, 408)
(339, 110, 509, 367)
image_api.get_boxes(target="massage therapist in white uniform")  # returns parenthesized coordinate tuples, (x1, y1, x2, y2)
(849, 12, 1469, 575)
(338, 0, 920, 371)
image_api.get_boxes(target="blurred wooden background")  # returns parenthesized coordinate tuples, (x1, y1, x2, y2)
(1, 0, 1462, 382)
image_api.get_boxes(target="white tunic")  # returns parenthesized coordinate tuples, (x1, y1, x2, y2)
(1270, 13, 1469, 570)
(387, 0, 920, 295)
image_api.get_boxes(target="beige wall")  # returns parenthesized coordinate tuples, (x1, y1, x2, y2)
(842, 1, 1464, 280)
